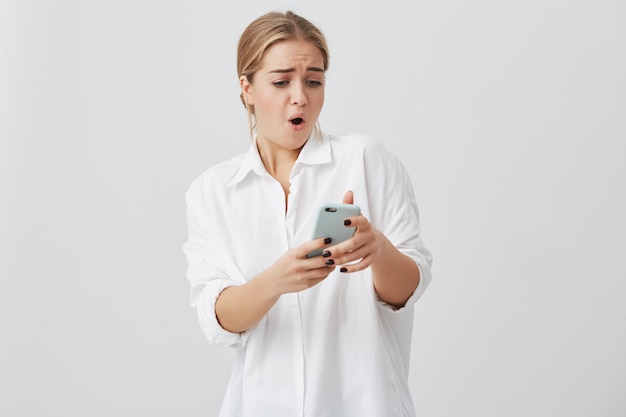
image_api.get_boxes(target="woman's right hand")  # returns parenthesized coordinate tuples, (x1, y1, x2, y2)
(216, 237, 334, 333)
(262, 237, 336, 296)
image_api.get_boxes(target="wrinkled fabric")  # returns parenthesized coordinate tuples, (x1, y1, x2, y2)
(184, 132, 432, 417)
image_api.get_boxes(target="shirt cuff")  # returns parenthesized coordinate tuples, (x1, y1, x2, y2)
(196, 279, 249, 349)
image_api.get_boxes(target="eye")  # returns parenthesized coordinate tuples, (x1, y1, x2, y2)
(273, 80, 288, 87)
(307, 80, 323, 87)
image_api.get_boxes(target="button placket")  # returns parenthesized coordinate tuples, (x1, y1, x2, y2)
(288, 170, 306, 414)
(289, 292, 305, 415)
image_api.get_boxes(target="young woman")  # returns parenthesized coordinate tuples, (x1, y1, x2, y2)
(184, 11, 432, 417)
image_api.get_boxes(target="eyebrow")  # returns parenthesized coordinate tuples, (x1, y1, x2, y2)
(268, 67, 325, 74)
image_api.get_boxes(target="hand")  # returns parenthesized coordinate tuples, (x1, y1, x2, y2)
(262, 237, 336, 295)
(216, 237, 335, 333)
(325, 191, 384, 273)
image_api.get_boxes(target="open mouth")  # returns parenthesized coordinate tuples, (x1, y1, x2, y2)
(290, 117, 304, 125)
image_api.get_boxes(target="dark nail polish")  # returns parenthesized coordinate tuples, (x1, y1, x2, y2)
(325, 259, 334, 265)
(344, 219, 352, 226)
(322, 250, 331, 258)
(324, 237, 332, 244)
(340, 267, 347, 273)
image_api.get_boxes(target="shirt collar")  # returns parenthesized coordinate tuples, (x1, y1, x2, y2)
(295, 129, 332, 166)
(227, 136, 267, 187)
(227, 130, 332, 187)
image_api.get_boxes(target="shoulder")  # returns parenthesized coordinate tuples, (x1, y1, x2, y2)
(186, 153, 246, 197)
(327, 132, 383, 152)
(327, 132, 400, 166)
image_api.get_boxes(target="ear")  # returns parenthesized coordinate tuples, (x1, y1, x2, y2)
(240, 75, 254, 106)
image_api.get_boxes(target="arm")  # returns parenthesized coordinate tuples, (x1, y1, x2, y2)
(215, 238, 336, 333)
(370, 231, 421, 308)
(327, 191, 420, 308)
(215, 272, 280, 334)
(344, 140, 432, 308)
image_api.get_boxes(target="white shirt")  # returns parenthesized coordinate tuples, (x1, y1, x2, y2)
(184, 132, 433, 417)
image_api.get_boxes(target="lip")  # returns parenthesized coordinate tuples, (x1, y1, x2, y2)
(288, 113, 306, 131)
(288, 113, 306, 122)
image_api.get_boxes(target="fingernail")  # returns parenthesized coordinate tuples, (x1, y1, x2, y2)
(322, 250, 331, 258)
(344, 219, 352, 226)
(325, 259, 334, 265)
(324, 237, 332, 244)
(340, 267, 347, 273)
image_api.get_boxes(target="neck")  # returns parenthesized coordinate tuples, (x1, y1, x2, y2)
(256, 137, 302, 178)
(256, 136, 302, 212)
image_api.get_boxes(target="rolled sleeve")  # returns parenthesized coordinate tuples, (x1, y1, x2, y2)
(184, 184, 248, 349)
(195, 279, 249, 348)
(363, 139, 433, 313)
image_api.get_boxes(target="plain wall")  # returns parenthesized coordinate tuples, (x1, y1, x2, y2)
(1, 0, 625, 416)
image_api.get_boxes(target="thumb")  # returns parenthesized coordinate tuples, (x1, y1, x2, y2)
(342, 190, 354, 205)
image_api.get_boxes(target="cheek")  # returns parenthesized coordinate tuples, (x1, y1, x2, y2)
(253, 90, 281, 116)
(312, 90, 325, 111)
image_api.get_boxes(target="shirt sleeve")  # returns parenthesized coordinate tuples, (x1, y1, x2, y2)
(362, 139, 433, 313)
(183, 180, 249, 349)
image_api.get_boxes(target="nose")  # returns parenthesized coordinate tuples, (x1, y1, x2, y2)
(290, 82, 307, 106)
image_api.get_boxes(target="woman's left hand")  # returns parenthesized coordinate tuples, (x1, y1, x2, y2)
(325, 191, 384, 273)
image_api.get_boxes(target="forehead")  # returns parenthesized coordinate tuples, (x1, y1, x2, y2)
(260, 39, 325, 69)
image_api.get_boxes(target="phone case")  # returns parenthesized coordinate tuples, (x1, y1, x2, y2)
(306, 203, 361, 258)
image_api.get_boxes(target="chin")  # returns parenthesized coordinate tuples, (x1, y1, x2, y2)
(285, 128, 313, 144)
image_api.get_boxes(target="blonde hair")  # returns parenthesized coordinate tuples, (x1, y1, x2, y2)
(237, 11, 330, 138)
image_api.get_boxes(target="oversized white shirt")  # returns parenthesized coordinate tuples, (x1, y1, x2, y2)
(184, 132, 433, 417)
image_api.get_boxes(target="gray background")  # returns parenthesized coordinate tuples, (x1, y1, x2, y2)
(2, 0, 625, 416)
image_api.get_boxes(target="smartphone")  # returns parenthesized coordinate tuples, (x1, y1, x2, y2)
(306, 203, 361, 258)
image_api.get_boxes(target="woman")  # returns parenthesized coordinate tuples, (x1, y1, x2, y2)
(184, 11, 432, 417)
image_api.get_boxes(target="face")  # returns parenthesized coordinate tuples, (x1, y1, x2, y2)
(241, 39, 325, 154)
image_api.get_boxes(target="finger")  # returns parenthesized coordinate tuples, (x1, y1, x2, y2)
(343, 214, 369, 231)
(338, 256, 373, 274)
(342, 190, 354, 205)
(299, 236, 333, 258)
(303, 253, 339, 271)
(330, 241, 368, 266)
(299, 265, 336, 282)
